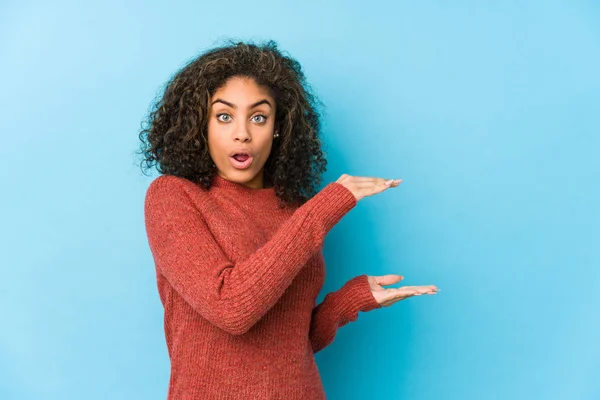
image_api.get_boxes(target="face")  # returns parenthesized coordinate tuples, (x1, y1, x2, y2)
(207, 76, 277, 189)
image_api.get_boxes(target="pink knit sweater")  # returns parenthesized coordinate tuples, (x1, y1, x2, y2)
(143, 173, 382, 399)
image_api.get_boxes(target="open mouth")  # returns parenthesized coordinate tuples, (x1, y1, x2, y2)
(232, 154, 250, 162)
(230, 154, 253, 169)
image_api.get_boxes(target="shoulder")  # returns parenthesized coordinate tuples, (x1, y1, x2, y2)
(145, 174, 207, 209)
(146, 174, 194, 194)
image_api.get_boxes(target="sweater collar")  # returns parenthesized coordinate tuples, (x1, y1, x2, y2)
(210, 173, 278, 202)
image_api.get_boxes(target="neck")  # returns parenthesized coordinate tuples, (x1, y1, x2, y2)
(216, 170, 268, 190)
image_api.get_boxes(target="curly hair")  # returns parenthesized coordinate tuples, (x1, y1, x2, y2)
(137, 39, 329, 208)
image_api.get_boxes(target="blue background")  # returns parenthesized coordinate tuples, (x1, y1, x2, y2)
(1, 1, 599, 399)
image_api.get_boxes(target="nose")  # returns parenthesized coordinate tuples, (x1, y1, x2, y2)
(234, 122, 251, 143)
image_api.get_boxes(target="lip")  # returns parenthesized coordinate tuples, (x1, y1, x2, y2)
(229, 154, 253, 170)
(229, 149, 254, 157)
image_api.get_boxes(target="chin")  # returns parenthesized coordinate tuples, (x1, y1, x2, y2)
(224, 164, 265, 187)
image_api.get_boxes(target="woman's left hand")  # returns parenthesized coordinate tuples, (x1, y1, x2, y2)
(367, 275, 438, 307)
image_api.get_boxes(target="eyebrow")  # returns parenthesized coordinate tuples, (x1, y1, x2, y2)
(211, 98, 272, 109)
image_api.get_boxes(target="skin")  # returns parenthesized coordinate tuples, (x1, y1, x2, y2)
(368, 275, 438, 307)
(208, 75, 439, 306)
(207, 75, 278, 190)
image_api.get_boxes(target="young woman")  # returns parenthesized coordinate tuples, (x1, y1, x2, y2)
(138, 39, 438, 399)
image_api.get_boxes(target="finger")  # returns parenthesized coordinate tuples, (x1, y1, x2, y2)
(385, 288, 417, 303)
(413, 286, 438, 295)
(355, 180, 402, 197)
(395, 286, 430, 297)
(357, 183, 391, 196)
(385, 179, 403, 186)
(414, 287, 433, 295)
(351, 177, 395, 182)
(357, 181, 400, 194)
(353, 177, 403, 186)
(407, 285, 437, 291)
(383, 286, 438, 306)
(391, 287, 417, 297)
(374, 274, 404, 286)
(355, 181, 391, 189)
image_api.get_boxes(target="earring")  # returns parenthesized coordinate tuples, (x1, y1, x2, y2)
(274, 131, 279, 138)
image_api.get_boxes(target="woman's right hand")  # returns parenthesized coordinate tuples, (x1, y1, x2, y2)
(335, 174, 403, 202)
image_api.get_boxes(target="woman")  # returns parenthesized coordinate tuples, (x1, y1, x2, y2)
(138, 39, 438, 399)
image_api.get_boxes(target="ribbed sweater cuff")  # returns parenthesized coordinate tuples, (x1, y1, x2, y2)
(314, 182, 357, 233)
(333, 274, 382, 320)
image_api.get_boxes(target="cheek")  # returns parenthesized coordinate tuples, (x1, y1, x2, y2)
(207, 122, 225, 147)
(259, 139, 274, 160)
(207, 136, 224, 160)
(207, 119, 219, 141)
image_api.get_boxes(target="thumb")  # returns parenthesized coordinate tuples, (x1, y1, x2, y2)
(374, 274, 404, 286)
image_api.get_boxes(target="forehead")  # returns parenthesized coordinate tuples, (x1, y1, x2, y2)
(211, 76, 273, 103)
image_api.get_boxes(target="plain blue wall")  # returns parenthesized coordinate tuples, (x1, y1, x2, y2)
(1, 1, 598, 399)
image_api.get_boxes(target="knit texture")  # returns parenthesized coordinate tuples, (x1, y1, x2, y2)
(144, 173, 382, 399)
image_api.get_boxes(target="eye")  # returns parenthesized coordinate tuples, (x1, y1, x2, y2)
(252, 114, 267, 123)
(216, 113, 231, 122)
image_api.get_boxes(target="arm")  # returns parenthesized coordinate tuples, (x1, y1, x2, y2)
(309, 274, 381, 354)
(144, 175, 357, 335)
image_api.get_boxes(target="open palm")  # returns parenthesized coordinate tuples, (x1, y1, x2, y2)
(368, 275, 438, 307)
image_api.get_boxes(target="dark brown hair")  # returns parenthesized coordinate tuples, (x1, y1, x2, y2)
(137, 39, 328, 208)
